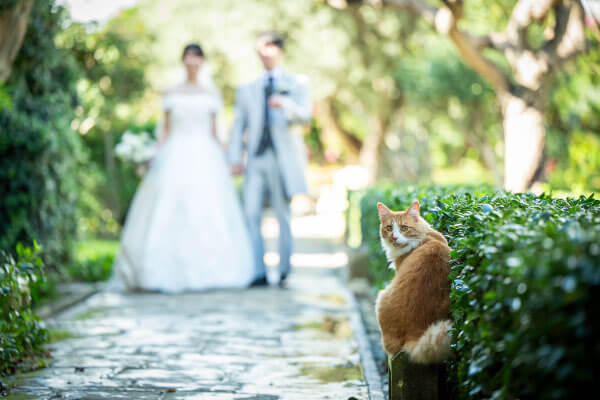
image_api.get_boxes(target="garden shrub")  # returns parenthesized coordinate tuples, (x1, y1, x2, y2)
(66, 239, 118, 282)
(59, 13, 153, 230)
(0, 243, 48, 376)
(351, 185, 600, 399)
(0, 0, 84, 269)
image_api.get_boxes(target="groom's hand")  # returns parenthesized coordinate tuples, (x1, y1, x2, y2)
(268, 95, 284, 109)
(231, 165, 244, 176)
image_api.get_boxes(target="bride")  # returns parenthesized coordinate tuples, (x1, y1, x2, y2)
(111, 43, 255, 292)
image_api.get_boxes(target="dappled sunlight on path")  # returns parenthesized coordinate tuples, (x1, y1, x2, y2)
(6, 213, 371, 399)
(263, 211, 348, 272)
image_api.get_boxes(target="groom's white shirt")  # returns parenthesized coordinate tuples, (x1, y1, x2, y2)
(263, 66, 282, 83)
(228, 67, 312, 197)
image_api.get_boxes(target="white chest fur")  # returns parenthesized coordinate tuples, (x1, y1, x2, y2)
(380, 221, 423, 266)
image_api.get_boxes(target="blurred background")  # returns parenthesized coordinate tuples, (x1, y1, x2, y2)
(0, 0, 598, 281)
(2, 2, 599, 394)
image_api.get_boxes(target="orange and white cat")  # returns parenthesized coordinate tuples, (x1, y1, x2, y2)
(375, 201, 452, 364)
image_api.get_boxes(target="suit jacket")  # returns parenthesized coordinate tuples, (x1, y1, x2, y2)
(227, 68, 312, 197)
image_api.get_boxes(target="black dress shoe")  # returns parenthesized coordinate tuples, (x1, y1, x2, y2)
(278, 273, 288, 288)
(249, 276, 269, 287)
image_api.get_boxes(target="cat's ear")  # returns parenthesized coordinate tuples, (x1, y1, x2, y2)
(377, 202, 392, 219)
(407, 201, 420, 221)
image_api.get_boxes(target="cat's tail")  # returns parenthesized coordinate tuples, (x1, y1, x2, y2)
(404, 320, 452, 364)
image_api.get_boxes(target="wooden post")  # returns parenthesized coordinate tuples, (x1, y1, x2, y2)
(388, 352, 447, 400)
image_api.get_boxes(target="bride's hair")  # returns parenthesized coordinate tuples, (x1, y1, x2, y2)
(182, 43, 204, 59)
(178, 42, 221, 102)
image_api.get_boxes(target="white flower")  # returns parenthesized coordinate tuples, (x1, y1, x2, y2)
(114, 131, 157, 164)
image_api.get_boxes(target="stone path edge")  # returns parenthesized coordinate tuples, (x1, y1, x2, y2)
(346, 287, 386, 400)
(36, 283, 103, 320)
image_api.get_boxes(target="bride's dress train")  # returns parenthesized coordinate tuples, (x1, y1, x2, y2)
(110, 91, 254, 292)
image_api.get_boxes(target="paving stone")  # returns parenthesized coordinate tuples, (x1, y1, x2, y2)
(8, 269, 369, 399)
(8, 214, 378, 399)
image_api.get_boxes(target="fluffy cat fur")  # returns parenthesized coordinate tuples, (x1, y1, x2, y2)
(375, 201, 452, 364)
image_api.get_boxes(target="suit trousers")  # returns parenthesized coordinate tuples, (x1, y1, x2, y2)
(243, 149, 292, 279)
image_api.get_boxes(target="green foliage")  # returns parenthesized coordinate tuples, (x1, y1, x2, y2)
(0, 243, 49, 376)
(546, 33, 600, 193)
(58, 11, 153, 230)
(546, 131, 600, 194)
(0, 84, 12, 110)
(66, 239, 118, 282)
(352, 184, 600, 399)
(0, 0, 20, 12)
(0, 0, 84, 269)
(305, 118, 326, 163)
(394, 40, 503, 185)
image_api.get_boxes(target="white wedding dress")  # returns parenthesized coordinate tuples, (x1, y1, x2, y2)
(110, 91, 255, 293)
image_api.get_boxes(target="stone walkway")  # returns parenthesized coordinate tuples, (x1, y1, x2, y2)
(7, 213, 378, 399)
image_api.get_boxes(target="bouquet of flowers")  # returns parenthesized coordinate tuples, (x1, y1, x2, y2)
(114, 131, 157, 176)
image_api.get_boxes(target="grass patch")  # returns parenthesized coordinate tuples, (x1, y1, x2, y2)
(65, 239, 119, 282)
(295, 316, 353, 339)
(300, 363, 363, 383)
(317, 294, 347, 305)
(47, 329, 79, 343)
(4, 394, 39, 400)
(74, 307, 106, 321)
(75, 239, 119, 262)
(295, 321, 324, 331)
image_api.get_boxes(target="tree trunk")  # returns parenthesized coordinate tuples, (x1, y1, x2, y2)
(0, 0, 32, 82)
(501, 93, 546, 192)
(331, 0, 587, 192)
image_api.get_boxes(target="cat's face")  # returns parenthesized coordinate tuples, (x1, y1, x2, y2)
(378, 201, 428, 259)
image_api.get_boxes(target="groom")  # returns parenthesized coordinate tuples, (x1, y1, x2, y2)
(228, 31, 312, 287)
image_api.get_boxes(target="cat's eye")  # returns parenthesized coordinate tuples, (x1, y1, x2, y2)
(400, 225, 409, 231)
(386, 225, 393, 232)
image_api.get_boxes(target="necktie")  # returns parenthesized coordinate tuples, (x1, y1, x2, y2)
(256, 75, 275, 156)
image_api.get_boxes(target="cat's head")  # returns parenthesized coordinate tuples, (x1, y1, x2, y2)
(377, 201, 429, 260)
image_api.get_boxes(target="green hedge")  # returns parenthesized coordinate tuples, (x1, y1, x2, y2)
(351, 185, 600, 399)
(0, 243, 48, 376)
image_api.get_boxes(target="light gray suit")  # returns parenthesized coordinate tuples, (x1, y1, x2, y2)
(228, 68, 312, 280)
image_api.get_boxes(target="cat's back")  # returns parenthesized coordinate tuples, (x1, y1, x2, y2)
(426, 229, 449, 248)
(396, 231, 449, 276)
(416, 230, 450, 262)
(394, 230, 451, 314)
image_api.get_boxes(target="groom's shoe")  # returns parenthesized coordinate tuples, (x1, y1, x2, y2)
(278, 273, 288, 288)
(250, 276, 269, 288)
